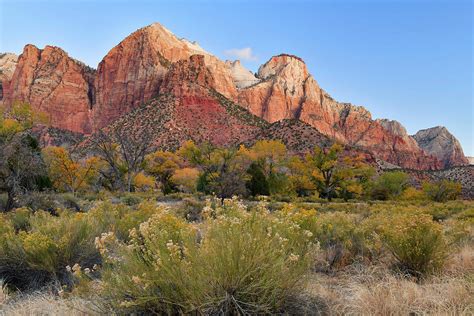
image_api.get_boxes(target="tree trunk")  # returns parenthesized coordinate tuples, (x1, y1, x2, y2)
(5, 190, 15, 212)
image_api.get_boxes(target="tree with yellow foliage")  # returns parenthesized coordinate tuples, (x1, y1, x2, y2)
(244, 140, 289, 195)
(178, 141, 249, 201)
(0, 102, 49, 211)
(145, 150, 183, 194)
(133, 172, 156, 192)
(43, 146, 103, 194)
(286, 156, 316, 197)
(306, 144, 373, 201)
(171, 168, 200, 193)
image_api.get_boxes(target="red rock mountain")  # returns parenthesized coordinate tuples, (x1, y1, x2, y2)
(2, 45, 95, 133)
(1, 22, 467, 169)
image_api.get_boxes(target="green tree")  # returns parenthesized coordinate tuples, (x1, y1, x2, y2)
(370, 171, 410, 200)
(244, 140, 289, 195)
(306, 144, 372, 201)
(246, 162, 270, 196)
(423, 179, 461, 202)
(179, 141, 248, 202)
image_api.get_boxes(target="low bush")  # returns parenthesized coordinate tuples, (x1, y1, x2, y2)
(311, 212, 370, 269)
(120, 193, 143, 206)
(423, 180, 461, 202)
(174, 197, 205, 221)
(0, 210, 102, 290)
(369, 211, 448, 277)
(100, 199, 316, 314)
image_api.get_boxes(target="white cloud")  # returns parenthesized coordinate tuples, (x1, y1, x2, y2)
(224, 47, 257, 61)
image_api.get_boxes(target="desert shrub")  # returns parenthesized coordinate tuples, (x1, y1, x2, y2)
(18, 191, 57, 212)
(0, 210, 103, 290)
(313, 212, 370, 269)
(423, 180, 461, 202)
(6, 207, 32, 231)
(87, 201, 161, 241)
(400, 187, 426, 201)
(120, 193, 142, 206)
(370, 171, 410, 200)
(174, 197, 205, 221)
(100, 199, 316, 314)
(370, 211, 448, 277)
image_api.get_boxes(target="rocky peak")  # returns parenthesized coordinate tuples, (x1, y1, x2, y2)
(413, 126, 468, 167)
(4, 44, 94, 133)
(257, 54, 309, 81)
(0, 52, 18, 81)
(376, 119, 408, 137)
(93, 22, 237, 130)
(161, 55, 215, 94)
(225, 60, 260, 89)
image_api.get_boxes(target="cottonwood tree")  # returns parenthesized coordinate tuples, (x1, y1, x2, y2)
(43, 146, 103, 195)
(179, 141, 248, 202)
(423, 179, 461, 202)
(242, 140, 289, 195)
(91, 125, 153, 192)
(306, 144, 372, 201)
(145, 151, 183, 194)
(0, 102, 48, 211)
(370, 171, 410, 200)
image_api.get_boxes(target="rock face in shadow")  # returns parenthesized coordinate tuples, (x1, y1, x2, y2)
(1, 23, 466, 170)
(413, 126, 469, 167)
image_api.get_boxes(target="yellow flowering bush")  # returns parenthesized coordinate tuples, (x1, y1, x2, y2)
(100, 199, 316, 314)
(369, 211, 448, 277)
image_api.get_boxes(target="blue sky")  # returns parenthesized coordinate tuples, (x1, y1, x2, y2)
(1, 0, 472, 155)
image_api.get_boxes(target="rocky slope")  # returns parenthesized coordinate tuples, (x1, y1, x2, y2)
(413, 126, 469, 168)
(93, 23, 237, 129)
(237, 54, 441, 169)
(89, 55, 268, 151)
(1, 22, 467, 170)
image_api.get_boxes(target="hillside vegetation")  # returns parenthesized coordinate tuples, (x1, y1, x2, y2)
(1, 103, 472, 314)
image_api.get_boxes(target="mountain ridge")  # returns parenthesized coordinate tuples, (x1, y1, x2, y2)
(0, 22, 468, 170)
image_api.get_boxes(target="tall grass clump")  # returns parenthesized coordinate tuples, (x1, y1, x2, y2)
(100, 199, 317, 314)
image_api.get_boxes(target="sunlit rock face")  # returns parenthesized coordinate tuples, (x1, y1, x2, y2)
(3, 23, 466, 170)
(3, 45, 94, 134)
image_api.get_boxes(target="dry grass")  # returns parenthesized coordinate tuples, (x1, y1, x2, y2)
(445, 243, 474, 276)
(0, 291, 106, 316)
(0, 281, 9, 307)
(306, 263, 474, 315)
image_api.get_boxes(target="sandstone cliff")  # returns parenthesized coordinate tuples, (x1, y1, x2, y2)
(93, 23, 237, 129)
(413, 126, 469, 167)
(0, 53, 18, 101)
(1, 22, 467, 170)
(3, 45, 94, 133)
(236, 54, 441, 169)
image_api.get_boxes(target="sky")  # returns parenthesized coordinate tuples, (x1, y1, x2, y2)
(1, 0, 472, 155)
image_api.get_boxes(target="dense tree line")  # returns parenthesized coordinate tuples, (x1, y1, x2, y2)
(0, 103, 462, 211)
